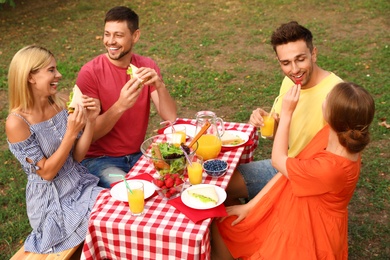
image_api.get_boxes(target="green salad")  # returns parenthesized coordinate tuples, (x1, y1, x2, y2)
(152, 143, 186, 176)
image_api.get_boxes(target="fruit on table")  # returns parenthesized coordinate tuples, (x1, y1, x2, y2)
(153, 173, 185, 199)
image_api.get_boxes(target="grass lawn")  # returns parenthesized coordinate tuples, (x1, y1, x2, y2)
(0, 0, 389, 259)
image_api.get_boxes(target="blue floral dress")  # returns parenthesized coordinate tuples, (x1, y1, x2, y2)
(8, 110, 104, 253)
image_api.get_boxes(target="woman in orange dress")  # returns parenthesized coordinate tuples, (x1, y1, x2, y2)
(211, 82, 375, 259)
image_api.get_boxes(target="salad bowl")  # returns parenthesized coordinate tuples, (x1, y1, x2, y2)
(141, 133, 198, 177)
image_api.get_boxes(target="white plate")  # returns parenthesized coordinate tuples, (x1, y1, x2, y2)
(181, 184, 226, 210)
(163, 124, 197, 138)
(110, 180, 156, 202)
(221, 130, 249, 147)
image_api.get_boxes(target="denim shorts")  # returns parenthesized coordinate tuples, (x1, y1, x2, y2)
(237, 159, 278, 200)
(82, 152, 142, 188)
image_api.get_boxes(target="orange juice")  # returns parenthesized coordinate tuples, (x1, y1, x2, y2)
(176, 131, 186, 143)
(171, 132, 186, 147)
(171, 125, 186, 146)
(260, 116, 275, 138)
(187, 162, 203, 185)
(127, 187, 144, 216)
(196, 134, 222, 160)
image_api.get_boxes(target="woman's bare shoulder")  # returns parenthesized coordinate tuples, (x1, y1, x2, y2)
(6, 113, 31, 143)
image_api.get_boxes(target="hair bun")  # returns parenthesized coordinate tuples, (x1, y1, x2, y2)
(338, 127, 370, 153)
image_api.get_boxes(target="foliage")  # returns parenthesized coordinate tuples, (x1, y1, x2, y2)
(0, 0, 15, 8)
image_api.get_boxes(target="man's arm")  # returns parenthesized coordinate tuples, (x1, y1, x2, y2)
(92, 78, 144, 141)
(150, 82, 177, 122)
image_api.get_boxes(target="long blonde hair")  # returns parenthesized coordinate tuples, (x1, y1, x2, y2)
(8, 45, 65, 113)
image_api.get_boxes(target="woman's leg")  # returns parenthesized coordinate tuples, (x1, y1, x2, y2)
(210, 220, 234, 260)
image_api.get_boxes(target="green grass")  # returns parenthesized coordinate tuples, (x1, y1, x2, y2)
(0, 0, 389, 259)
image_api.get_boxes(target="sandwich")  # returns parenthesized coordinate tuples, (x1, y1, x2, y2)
(221, 132, 244, 145)
(187, 186, 218, 206)
(126, 64, 151, 86)
(66, 85, 83, 114)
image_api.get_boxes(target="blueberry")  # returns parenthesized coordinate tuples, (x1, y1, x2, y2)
(204, 160, 227, 176)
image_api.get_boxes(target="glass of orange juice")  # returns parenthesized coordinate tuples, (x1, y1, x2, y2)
(195, 134, 222, 160)
(187, 155, 204, 185)
(127, 181, 144, 216)
(171, 125, 186, 147)
(260, 115, 275, 139)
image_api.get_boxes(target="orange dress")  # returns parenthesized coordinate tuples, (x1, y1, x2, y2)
(217, 126, 360, 259)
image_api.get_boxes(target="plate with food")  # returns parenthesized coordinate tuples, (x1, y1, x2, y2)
(163, 124, 197, 138)
(110, 180, 156, 202)
(221, 130, 249, 147)
(181, 184, 226, 210)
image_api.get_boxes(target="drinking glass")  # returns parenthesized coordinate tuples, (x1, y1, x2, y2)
(172, 125, 186, 145)
(187, 155, 204, 185)
(127, 181, 145, 216)
(260, 115, 275, 139)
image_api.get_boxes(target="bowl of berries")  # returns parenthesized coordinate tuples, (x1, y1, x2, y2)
(153, 173, 188, 200)
(141, 133, 198, 177)
(203, 159, 228, 177)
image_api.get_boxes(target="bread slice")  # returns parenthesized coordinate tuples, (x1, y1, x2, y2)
(127, 64, 151, 84)
(221, 132, 244, 145)
(67, 85, 83, 113)
(187, 186, 218, 205)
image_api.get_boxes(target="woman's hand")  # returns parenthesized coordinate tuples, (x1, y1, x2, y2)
(67, 104, 86, 136)
(281, 84, 301, 117)
(219, 204, 252, 226)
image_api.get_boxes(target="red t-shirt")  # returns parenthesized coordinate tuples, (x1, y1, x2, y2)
(76, 53, 159, 157)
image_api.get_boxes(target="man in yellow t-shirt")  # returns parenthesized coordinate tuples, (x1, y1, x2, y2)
(225, 21, 343, 205)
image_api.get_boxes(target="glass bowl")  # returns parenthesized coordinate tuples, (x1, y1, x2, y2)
(141, 133, 198, 177)
(203, 159, 228, 177)
(152, 173, 188, 200)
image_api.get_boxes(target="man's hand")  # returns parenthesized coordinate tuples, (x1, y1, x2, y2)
(116, 77, 144, 112)
(136, 67, 164, 89)
(82, 95, 101, 122)
(249, 108, 269, 127)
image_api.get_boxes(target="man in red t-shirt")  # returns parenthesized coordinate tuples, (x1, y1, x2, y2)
(76, 6, 177, 188)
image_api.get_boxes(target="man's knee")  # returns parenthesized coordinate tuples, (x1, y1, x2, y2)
(98, 167, 127, 188)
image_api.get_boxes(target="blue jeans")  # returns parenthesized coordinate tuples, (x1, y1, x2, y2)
(82, 153, 142, 188)
(237, 159, 278, 200)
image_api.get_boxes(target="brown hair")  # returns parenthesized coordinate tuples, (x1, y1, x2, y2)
(326, 82, 375, 153)
(271, 21, 313, 53)
(105, 6, 139, 33)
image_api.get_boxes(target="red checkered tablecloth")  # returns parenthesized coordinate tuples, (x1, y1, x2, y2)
(81, 121, 258, 260)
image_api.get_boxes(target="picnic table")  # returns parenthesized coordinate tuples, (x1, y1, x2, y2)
(81, 119, 258, 260)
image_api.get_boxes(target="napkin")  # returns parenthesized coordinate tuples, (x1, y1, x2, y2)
(167, 196, 228, 223)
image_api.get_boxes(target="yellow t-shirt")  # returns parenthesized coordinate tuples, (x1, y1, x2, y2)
(274, 73, 343, 157)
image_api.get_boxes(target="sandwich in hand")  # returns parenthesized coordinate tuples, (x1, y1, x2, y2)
(187, 186, 218, 206)
(126, 64, 151, 85)
(66, 85, 83, 114)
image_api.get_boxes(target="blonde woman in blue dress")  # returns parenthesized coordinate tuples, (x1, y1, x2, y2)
(6, 45, 104, 254)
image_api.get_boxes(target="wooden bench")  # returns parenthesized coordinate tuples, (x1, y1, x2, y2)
(10, 243, 82, 260)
